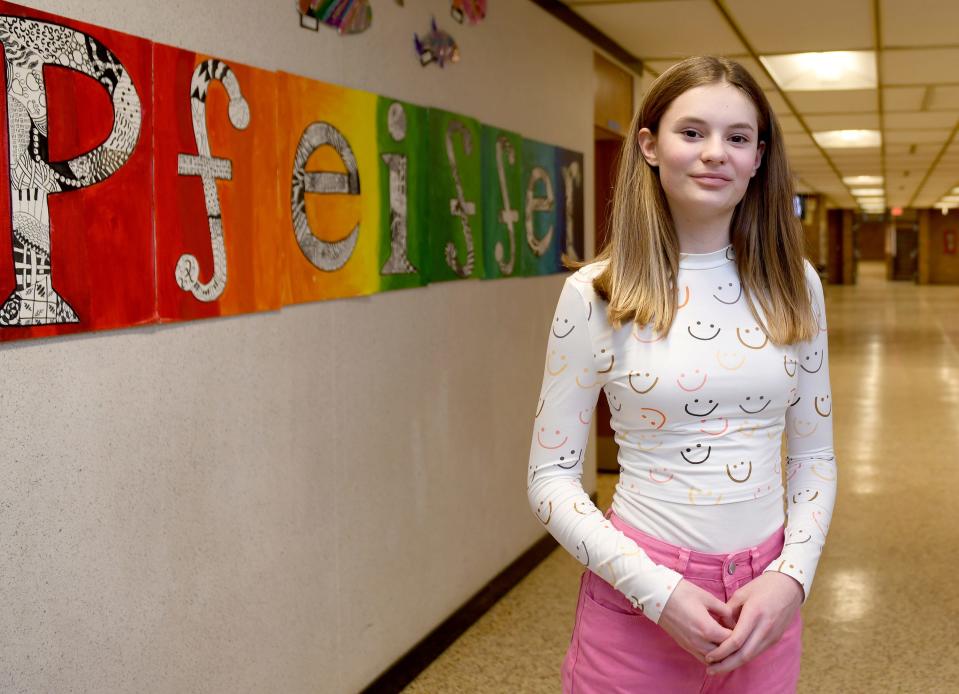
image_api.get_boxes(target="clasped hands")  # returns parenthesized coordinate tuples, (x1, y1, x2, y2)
(656, 572, 803, 675)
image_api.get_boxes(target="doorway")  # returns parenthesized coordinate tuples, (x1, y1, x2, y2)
(891, 224, 919, 281)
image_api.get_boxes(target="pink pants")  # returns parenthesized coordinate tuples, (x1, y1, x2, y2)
(562, 509, 802, 693)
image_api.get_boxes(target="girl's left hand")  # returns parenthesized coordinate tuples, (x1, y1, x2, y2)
(703, 572, 803, 675)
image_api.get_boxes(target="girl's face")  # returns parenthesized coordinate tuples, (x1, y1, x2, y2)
(638, 82, 765, 224)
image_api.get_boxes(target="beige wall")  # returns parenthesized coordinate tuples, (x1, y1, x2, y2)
(0, 1, 605, 691)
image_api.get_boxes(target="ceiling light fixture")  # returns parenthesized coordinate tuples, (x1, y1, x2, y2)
(759, 51, 877, 91)
(844, 176, 884, 186)
(934, 202, 957, 215)
(813, 130, 881, 149)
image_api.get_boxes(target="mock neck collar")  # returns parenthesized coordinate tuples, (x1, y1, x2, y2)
(678, 244, 735, 270)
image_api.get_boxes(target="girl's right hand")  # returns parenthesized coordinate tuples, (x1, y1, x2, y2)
(656, 578, 735, 663)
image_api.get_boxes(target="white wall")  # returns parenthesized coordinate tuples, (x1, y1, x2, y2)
(0, 1, 606, 691)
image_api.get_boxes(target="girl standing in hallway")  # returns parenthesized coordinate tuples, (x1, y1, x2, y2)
(527, 56, 836, 693)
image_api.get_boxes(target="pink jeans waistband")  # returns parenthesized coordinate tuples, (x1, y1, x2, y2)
(607, 508, 785, 587)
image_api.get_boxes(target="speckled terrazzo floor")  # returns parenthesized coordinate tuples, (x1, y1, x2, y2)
(404, 262, 959, 693)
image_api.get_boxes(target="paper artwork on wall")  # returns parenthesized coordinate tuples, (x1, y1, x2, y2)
(451, 0, 487, 25)
(520, 138, 561, 276)
(0, 1, 583, 344)
(298, 0, 373, 35)
(556, 147, 585, 264)
(0, 2, 155, 342)
(377, 97, 429, 292)
(480, 126, 522, 280)
(414, 18, 459, 68)
(153, 44, 283, 321)
(428, 108, 483, 282)
(277, 72, 382, 304)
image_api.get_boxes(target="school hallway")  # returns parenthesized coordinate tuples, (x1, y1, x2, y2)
(11, 2, 959, 692)
(405, 260, 959, 693)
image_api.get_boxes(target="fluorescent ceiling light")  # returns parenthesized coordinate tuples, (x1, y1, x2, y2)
(844, 176, 883, 186)
(813, 130, 881, 149)
(940, 195, 959, 203)
(856, 197, 885, 204)
(851, 188, 885, 196)
(759, 51, 877, 91)
(951, 187, 959, 194)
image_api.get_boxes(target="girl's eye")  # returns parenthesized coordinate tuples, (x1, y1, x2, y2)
(682, 129, 700, 138)
(730, 134, 749, 144)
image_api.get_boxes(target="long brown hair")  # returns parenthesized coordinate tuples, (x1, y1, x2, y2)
(566, 55, 816, 345)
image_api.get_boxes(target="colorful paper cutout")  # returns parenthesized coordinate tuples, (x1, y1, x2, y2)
(277, 71, 381, 304)
(481, 126, 523, 279)
(556, 147, 585, 264)
(451, 0, 487, 25)
(377, 97, 429, 291)
(427, 108, 484, 282)
(153, 44, 283, 321)
(520, 138, 561, 276)
(0, 2, 155, 341)
(414, 18, 459, 68)
(298, 0, 372, 35)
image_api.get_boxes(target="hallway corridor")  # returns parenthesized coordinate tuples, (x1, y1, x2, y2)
(406, 261, 959, 693)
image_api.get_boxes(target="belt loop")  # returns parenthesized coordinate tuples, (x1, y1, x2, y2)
(749, 546, 763, 578)
(676, 547, 691, 574)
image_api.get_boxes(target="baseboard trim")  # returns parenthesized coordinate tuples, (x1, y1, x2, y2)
(361, 491, 598, 693)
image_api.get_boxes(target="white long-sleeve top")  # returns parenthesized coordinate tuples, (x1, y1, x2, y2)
(527, 245, 837, 623)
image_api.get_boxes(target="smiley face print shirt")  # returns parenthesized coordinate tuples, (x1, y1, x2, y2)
(527, 245, 837, 624)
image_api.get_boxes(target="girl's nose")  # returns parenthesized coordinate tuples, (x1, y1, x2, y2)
(701, 136, 727, 164)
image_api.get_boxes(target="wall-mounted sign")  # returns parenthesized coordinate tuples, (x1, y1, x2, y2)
(944, 229, 956, 256)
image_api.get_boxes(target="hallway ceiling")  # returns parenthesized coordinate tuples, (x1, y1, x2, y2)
(562, 0, 959, 210)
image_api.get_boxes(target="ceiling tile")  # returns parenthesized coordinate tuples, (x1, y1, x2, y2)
(880, 0, 959, 47)
(882, 87, 926, 111)
(881, 49, 959, 85)
(724, 0, 872, 53)
(785, 131, 816, 148)
(885, 159, 938, 172)
(787, 145, 823, 156)
(794, 170, 839, 179)
(831, 157, 882, 170)
(884, 129, 952, 144)
(884, 111, 959, 129)
(777, 114, 805, 134)
(928, 86, 959, 110)
(806, 113, 880, 130)
(764, 90, 790, 113)
(573, 1, 745, 59)
(788, 90, 878, 114)
(884, 143, 942, 155)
